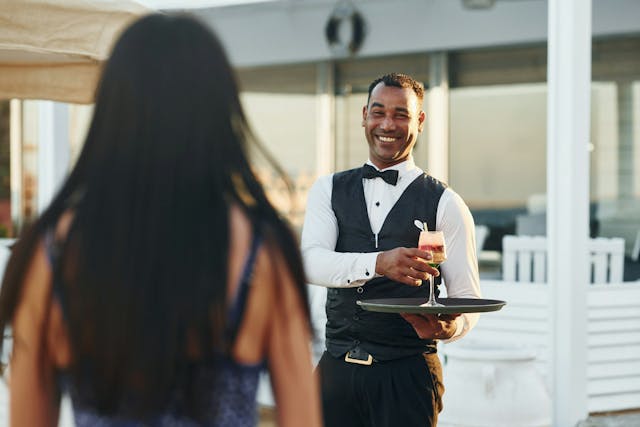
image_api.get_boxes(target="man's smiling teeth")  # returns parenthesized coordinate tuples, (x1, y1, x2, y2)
(378, 136, 396, 142)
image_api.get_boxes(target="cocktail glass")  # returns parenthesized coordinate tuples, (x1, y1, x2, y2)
(418, 230, 447, 307)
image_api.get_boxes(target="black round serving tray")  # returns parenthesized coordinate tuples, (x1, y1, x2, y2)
(356, 297, 506, 314)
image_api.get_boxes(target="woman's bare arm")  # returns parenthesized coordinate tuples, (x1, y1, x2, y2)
(262, 244, 322, 427)
(9, 243, 61, 427)
(227, 206, 322, 426)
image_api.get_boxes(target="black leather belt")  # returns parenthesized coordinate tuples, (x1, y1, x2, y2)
(344, 347, 375, 365)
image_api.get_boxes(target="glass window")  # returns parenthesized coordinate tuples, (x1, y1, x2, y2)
(237, 64, 319, 233)
(449, 36, 640, 280)
(590, 37, 640, 280)
(449, 83, 546, 270)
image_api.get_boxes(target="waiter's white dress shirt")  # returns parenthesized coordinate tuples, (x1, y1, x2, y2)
(301, 157, 482, 341)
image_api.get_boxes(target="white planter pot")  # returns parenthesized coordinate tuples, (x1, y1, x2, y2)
(439, 341, 551, 427)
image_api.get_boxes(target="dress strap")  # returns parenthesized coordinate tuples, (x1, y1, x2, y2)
(43, 229, 60, 267)
(226, 230, 262, 344)
(43, 229, 69, 319)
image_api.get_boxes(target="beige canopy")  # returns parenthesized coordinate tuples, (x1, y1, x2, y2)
(0, 0, 149, 104)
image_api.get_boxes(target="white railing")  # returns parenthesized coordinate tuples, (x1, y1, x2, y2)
(502, 235, 625, 284)
(458, 280, 640, 413)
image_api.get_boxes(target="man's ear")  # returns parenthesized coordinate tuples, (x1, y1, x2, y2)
(418, 110, 426, 132)
(362, 106, 367, 127)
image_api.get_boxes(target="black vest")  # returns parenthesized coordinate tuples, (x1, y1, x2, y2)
(326, 167, 447, 360)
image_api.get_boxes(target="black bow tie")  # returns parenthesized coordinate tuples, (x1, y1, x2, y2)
(362, 164, 399, 186)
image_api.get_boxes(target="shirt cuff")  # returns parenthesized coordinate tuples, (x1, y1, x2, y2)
(343, 252, 382, 287)
(443, 315, 468, 343)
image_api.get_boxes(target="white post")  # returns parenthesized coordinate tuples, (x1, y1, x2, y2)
(316, 62, 335, 176)
(427, 52, 449, 183)
(37, 101, 70, 214)
(547, 0, 591, 426)
(9, 100, 23, 233)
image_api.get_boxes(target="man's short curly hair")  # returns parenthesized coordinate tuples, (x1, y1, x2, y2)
(367, 73, 425, 105)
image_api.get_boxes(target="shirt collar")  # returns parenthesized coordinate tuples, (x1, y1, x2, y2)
(365, 157, 418, 177)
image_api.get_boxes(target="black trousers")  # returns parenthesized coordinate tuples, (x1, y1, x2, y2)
(317, 351, 444, 427)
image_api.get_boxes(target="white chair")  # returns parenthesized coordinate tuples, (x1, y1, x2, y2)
(598, 220, 640, 259)
(474, 225, 489, 255)
(515, 213, 546, 236)
(502, 235, 625, 284)
(631, 229, 640, 262)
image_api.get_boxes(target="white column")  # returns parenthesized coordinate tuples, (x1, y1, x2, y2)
(547, 0, 591, 426)
(427, 52, 449, 182)
(37, 101, 70, 214)
(634, 84, 640, 198)
(9, 100, 23, 233)
(316, 62, 335, 176)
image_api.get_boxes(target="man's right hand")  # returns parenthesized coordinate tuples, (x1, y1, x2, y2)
(401, 313, 461, 340)
(375, 247, 439, 287)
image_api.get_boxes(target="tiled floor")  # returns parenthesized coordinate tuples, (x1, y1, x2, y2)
(2, 383, 638, 427)
(258, 406, 640, 427)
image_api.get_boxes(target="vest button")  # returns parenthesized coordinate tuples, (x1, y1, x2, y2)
(353, 315, 359, 321)
(356, 287, 364, 294)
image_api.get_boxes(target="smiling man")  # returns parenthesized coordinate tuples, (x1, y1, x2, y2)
(301, 73, 482, 427)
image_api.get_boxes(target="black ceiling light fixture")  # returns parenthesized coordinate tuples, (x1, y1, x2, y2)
(325, 1, 366, 57)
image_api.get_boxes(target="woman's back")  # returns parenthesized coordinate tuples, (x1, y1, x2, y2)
(56, 205, 261, 426)
(10, 205, 318, 426)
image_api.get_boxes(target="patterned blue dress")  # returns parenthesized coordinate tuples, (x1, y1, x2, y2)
(45, 231, 265, 427)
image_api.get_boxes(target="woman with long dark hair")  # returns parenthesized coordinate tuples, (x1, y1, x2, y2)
(0, 14, 321, 427)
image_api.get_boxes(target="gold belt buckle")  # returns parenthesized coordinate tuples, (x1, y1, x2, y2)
(344, 351, 374, 366)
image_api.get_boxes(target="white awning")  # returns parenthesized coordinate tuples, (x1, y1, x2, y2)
(0, 0, 148, 104)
